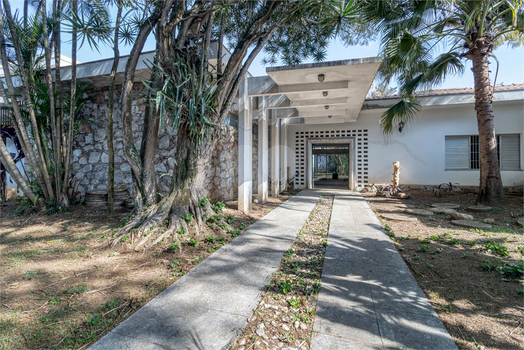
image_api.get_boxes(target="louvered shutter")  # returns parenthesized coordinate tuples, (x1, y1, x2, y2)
(445, 136, 469, 170)
(500, 134, 521, 170)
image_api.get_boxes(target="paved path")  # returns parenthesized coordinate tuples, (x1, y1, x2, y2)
(311, 191, 458, 350)
(90, 190, 320, 350)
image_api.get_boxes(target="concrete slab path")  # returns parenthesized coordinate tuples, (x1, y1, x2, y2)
(311, 191, 458, 350)
(89, 190, 320, 350)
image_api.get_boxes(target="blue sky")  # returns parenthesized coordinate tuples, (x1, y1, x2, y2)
(9, 0, 524, 89)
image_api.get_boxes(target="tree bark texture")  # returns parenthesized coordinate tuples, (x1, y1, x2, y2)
(471, 43, 508, 205)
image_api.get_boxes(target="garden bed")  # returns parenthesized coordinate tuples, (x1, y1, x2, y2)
(364, 190, 523, 350)
(230, 195, 334, 350)
(0, 194, 293, 349)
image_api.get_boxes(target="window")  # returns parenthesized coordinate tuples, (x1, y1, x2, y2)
(445, 134, 521, 170)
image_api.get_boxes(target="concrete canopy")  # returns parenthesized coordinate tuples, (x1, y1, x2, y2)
(248, 57, 382, 124)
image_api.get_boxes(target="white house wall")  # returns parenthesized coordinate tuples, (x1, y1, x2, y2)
(287, 100, 523, 189)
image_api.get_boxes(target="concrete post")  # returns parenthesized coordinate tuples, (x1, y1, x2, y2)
(257, 97, 269, 204)
(270, 113, 280, 197)
(238, 77, 252, 213)
(280, 118, 287, 192)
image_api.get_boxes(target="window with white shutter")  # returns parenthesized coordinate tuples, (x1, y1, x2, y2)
(499, 134, 521, 170)
(445, 136, 469, 170)
(445, 134, 521, 171)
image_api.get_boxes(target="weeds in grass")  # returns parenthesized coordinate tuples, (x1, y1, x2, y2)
(484, 240, 509, 257)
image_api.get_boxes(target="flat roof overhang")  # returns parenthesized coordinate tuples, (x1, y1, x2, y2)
(248, 57, 382, 124)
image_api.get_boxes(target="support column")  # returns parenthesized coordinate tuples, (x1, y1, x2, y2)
(270, 113, 280, 197)
(238, 77, 252, 213)
(257, 97, 269, 204)
(280, 118, 287, 192)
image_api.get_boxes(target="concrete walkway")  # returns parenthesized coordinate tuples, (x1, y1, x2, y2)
(90, 190, 320, 350)
(311, 191, 458, 350)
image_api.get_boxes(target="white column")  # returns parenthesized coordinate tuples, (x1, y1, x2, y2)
(257, 97, 269, 204)
(238, 77, 252, 213)
(280, 118, 288, 192)
(270, 113, 280, 197)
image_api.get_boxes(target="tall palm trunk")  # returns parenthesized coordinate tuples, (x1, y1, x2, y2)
(471, 42, 508, 205)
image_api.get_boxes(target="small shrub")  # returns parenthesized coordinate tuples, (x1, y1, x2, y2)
(484, 240, 509, 257)
(498, 264, 523, 280)
(276, 280, 294, 294)
(181, 214, 193, 222)
(212, 201, 226, 213)
(168, 242, 179, 251)
(198, 196, 210, 207)
(287, 297, 301, 308)
(418, 245, 430, 252)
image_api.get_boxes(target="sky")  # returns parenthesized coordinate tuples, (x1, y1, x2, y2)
(9, 0, 524, 90)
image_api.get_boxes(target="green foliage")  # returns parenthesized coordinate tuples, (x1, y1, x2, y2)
(498, 265, 523, 280)
(66, 285, 89, 295)
(226, 215, 235, 224)
(187, 238, 199, 247)
(383, 223, 395, 238)
(418, 245, 429, 252)
(287, 297, 301, 308)
(206, 235, 216, 244)
(181, 214, 193, 222)
(484, 240, 509, 257)
(518, 246, 524, 254)
(168, 242, 179, 251)
(212, 201, 226, 213)
(276, 280, 294, 294)
(228, 228, 241, 237)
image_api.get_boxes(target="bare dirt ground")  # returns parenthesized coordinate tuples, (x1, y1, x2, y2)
(0, 194, 293, 350)
(230, 195, 333, 350)
(364, 190, 524, 350)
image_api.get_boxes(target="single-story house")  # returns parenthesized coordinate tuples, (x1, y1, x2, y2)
(2, 50, 523, 212)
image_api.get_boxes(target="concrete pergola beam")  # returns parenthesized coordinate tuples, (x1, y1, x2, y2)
(249, 80, 350, 97)
(266, 97, 348, 110)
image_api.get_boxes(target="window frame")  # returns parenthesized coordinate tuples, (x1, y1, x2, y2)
(445, 134, 522, 171)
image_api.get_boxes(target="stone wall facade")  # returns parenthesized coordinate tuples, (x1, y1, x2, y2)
(72, 85, 257, 202)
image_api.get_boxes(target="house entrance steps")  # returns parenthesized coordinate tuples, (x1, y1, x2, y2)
(310, 190, 458, 350)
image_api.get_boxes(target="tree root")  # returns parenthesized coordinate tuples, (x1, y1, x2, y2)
(110, 187, 229, 251)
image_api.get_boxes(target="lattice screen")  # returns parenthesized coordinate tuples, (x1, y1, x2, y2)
(294, 129, 369, 189)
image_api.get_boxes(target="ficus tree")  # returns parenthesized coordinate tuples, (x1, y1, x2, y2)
(110, 0, 374, 250)
(366, 0, 524, 205)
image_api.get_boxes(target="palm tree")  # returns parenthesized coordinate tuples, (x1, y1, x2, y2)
(369, 0, 523, 205)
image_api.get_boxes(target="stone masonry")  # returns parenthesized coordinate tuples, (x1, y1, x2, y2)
(72, 85, 258, 203)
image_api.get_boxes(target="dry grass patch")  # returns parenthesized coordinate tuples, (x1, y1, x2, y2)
(0, 194, 294, 349)
(364, 190, 523, 350)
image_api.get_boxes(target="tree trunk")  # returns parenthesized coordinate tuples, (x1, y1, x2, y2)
(0, 139, 35, 202)
(471, 44, 508, 205)
(112, 127, 224, 251)
(107, 3, 122, 216)
(61, 0, 77, 207)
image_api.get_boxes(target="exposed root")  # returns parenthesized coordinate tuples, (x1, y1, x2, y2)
(111, 186, 225, 251)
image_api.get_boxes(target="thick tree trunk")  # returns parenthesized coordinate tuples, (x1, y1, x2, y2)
(112, 127, 225, 251)
(471, 45, 508, 205)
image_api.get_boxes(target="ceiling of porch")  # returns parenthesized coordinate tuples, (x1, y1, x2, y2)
(248, 57, 382, 124)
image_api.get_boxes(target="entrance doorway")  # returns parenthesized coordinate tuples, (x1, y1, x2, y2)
(312, 144, 350, 189)
(306, 138, 355, 189)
